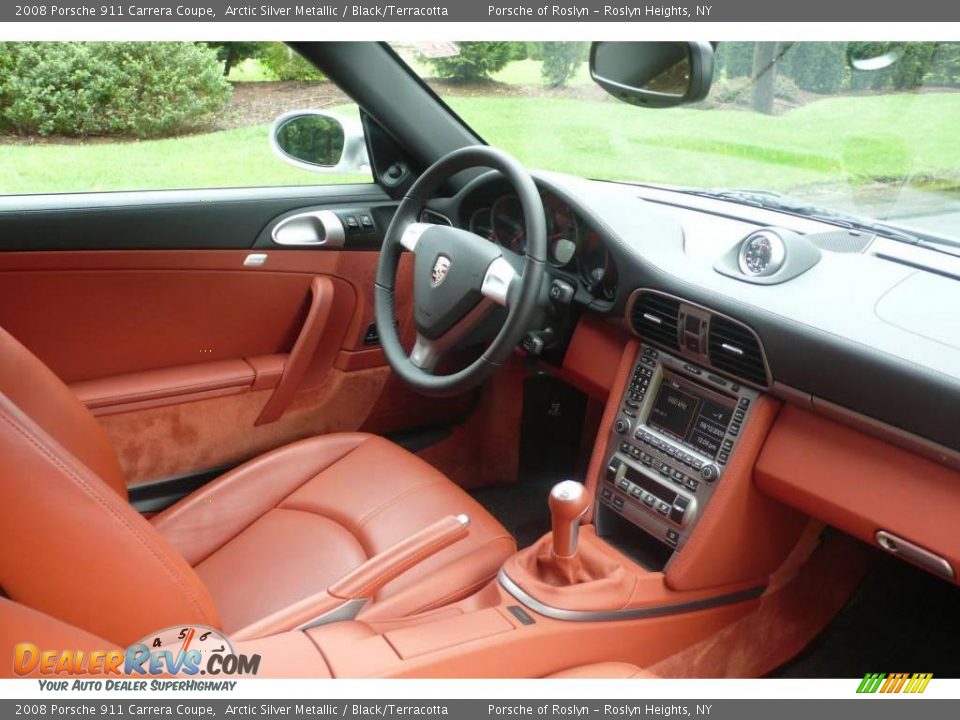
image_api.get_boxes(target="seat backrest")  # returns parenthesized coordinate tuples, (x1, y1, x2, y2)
(0, 327, 219, 645)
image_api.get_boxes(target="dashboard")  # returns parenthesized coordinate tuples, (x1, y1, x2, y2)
(425, 169, 960, 463)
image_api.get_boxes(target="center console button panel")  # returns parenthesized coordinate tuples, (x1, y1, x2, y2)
(597, 344, 760, 554)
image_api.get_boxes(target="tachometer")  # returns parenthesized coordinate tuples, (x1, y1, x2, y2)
(468, 207, 493, 240)
(491, 194, 525, 253)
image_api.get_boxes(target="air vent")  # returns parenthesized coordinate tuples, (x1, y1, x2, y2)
(708, 317, 768, 387)
(420, 209, 452, 226)
(630, 292, 680, 350)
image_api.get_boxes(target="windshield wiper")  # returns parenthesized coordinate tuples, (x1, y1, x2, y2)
(679, 187, 960, 256)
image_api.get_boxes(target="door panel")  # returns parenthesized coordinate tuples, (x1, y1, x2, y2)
(0, 188, 474, 499)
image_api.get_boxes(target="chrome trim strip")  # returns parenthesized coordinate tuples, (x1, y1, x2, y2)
(295, 598, 368, 630)
(625, 288, 773, 391)
(497, 569, 764, 623)
(876, 530, 955, 581)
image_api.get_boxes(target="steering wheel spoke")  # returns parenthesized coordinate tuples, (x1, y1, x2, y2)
(480, 256, 520, 307)
(400, 222, 432, 253)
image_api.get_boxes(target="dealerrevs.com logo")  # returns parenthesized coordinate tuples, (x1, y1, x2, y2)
(13, 625, 260, 688)
(857, 673, 934, 694)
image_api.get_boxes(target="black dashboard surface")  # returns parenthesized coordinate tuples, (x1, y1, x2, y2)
(428, 171, 960, 455)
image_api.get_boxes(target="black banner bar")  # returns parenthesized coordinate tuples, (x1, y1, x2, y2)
(4, 0, 960, 22)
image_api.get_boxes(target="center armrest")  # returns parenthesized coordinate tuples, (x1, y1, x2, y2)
(232, 514, 471, 641)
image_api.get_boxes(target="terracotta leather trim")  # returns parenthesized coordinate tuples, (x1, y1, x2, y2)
(559, 315, 629, 399)
(755, 404, 960, 582)
(71, 359, 256, 415)
(0, 394, 219, 643)
(152, 433, 369, 566)
(665, 396, 810, 591)
(247, 354, 286, 391)
(583, 339, 639, 525)
(256, 276, 335, 425)
(548, 662, 658, 679)
(330, 515, 470, 601)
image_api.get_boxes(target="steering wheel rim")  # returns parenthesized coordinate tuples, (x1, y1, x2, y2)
(374, 145, 546, 397)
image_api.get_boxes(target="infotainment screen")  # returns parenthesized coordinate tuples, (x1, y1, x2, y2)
(647, 372, 735, 458)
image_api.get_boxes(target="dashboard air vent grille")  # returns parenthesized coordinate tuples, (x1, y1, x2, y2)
(708, 317, 768, 386)
(630, 292, 680, 350)
(420, 209, 452, 226)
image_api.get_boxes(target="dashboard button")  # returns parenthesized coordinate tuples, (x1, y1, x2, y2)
(718, 451, 730, 465)
(613, 496, 624, 510)
(685, 477, 700, 492)
(659, 463, 671, 476)
(618, 478, 630, 491)
(630, 486, 643, 499)
(665, 529, 680, 546)
(657, 501, 671, 516)
(643, 495, 656, 507)
(701, 463, 720, 481)
(601, 488, 612, 501)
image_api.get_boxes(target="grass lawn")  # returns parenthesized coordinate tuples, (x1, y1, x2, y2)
(1, 92, 957, 195)
(491, 59, 591, 87)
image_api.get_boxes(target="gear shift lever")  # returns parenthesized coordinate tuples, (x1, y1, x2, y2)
(548, 480, 591, 559)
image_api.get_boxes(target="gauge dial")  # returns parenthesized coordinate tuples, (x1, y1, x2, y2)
(544, 194, 580, 267)
(737, 230, 786, 276)
(140, 625, 233, 658)
(491, 194, 526, 253)
(468, 207, 493, 240)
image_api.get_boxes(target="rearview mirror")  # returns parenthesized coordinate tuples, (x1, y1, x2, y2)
(590, 41, 714, 108)
(270, 110, 370, 175)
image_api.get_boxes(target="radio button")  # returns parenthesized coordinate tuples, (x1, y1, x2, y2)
(685, 477, 700, 492)
(643, 494, 657, 507)
(601, 488, 612, 501)
(657, 501, 671, 516)
(717, 451, 729, 465)
(640, 452, 654, 466)
(671, 469, 685, 483)
(613, 496, 624, 510)
(630, 486, 643, 499)
(692, 459, 703, 471)
(665, 529, 680, 547)
(618, 478, 631, 492)
(659, 462, 671, 476)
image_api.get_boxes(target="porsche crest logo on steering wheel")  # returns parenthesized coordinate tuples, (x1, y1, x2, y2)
(431, 255, 451, 287)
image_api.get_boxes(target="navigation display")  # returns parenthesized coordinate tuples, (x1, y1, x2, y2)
(647, 373, 734, 458)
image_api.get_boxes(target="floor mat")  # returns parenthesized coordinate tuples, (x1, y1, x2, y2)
(772, 551, 960, 678)
(470, 475, 558, 549)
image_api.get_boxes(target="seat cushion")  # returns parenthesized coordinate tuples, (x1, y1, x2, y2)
(548, 662, 658, 679)
(151, 432, 515, 632)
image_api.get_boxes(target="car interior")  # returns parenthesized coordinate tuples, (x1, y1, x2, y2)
(1, 40, 959, 679)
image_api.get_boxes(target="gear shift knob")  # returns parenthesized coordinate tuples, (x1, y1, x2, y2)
(548, 480, 591, 559)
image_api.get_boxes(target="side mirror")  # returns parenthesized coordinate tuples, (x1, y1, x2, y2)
(589, 41, 714, 108)
(847, 43, 904, 71)
(270, 110, 370, 175)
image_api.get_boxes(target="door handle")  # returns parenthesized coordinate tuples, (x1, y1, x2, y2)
(255, 276, 335, 426)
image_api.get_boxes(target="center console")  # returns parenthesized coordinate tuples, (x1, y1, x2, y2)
(597, 344, 759, 553)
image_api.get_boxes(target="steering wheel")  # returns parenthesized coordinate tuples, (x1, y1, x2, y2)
(375, 146, 547, 397)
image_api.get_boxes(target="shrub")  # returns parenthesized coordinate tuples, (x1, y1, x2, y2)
(259, 43, 325, 82)
(540, 42, 587, 88)
(428, 42, 513, 82)
(205, 41, 266, 76)
(0, 42, 231, 138)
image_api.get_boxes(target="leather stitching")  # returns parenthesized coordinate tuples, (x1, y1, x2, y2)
(0, 402, 217, 627)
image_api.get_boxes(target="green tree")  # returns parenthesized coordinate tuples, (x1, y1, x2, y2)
(540, 42, 587, 88)
(428, 42, 513, 82)
(259, 43, 325, 82)
(205, 41, 265, 77)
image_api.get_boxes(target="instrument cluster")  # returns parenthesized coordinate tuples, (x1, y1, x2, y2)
(464, 190, 618, 303)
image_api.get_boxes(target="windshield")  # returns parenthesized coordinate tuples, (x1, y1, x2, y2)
(392, 41, 960, 243)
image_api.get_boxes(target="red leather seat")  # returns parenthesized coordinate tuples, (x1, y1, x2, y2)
(548, 663, 659, 679)
(0, 327, 515, 645)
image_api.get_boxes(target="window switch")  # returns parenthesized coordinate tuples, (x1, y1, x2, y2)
(345, 215, 360, 231)
(359, 213, 374, 229)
